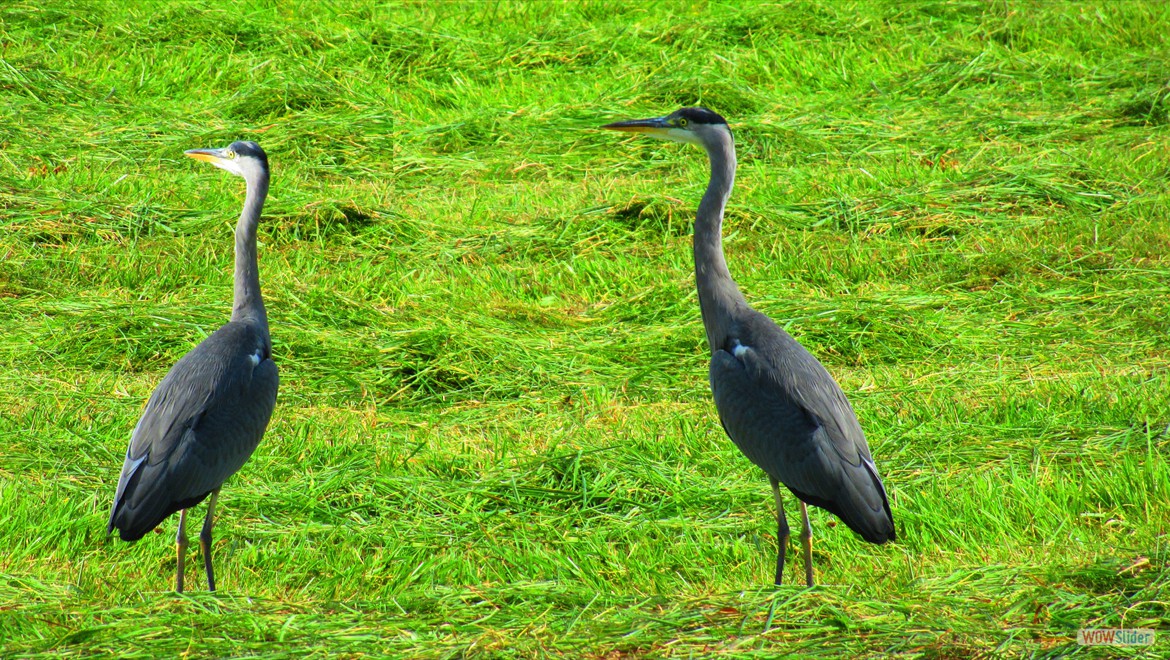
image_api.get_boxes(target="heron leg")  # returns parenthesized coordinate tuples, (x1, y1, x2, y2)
(799, 501, 814, 587)
(770, 478, 789, 587)
(200, 488, 221, 592)
(175, 509, 189, 593)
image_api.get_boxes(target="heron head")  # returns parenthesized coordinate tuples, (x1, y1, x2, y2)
(184, 140, 268, 180)
(600, 107, 730, 147)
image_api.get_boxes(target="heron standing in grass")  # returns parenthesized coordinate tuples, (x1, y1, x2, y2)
(108, 141, 278, 592)
(601, 108, 895, 586)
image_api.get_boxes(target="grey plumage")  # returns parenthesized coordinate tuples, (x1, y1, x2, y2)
(108, 140, 278, 592)
(708, 315, 894, 543)
(602, 108, 894, 586)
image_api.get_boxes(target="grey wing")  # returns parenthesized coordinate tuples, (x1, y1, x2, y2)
(108, 323, 278, 541)
(709, 344, 894, 543)
(709, 349, 836, 499)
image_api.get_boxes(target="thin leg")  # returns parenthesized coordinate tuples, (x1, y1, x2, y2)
(200, 488, 221, 592)
(800, 501, 814, 587)
(770, 478, 789, 587)
(175, 509, 189, 593)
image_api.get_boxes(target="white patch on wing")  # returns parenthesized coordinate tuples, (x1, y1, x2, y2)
(732, 342, 749, 358)
(249, 351, 262, 367)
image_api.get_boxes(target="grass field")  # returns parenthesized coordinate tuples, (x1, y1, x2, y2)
(2, 0, 1169, 656)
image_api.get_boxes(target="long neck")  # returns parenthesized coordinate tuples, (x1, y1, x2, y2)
(693, 128, 745, 353)
(232, 172, 270, 348)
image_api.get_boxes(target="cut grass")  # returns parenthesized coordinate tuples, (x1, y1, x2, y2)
(2, 0, 1169, 656)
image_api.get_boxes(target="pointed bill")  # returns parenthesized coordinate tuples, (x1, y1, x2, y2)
(184, 148, 229, 164)
(599, 116, 672, 137)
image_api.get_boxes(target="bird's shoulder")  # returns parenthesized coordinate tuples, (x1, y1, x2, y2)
(192, 320, 271, 358)
(725, 310, 830, 390)
(152, 323, 269, 393)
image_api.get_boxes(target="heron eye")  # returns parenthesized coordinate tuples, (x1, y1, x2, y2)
(677, 118, 689, 128)
(226, 150, 237, 159)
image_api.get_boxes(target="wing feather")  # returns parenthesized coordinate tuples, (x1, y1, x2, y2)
(708, 313, 894, 543)
(108, 322, 277, 541)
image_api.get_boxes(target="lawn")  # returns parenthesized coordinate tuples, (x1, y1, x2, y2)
(1, 0, 1168, 656)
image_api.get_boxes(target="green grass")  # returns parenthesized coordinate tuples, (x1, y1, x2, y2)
(2, 0, 1169, 656)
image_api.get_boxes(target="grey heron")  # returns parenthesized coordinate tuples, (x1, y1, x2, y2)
(602, 108, 895, 586)
(107, 140, 279, 592)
